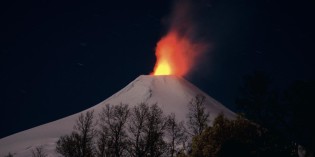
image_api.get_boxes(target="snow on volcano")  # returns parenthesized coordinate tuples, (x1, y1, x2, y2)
(0, 75, 235, 157)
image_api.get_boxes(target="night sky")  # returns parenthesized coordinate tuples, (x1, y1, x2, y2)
(1, 0, 314, 138)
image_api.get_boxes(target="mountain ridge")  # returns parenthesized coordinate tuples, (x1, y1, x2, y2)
(0, 75, 235, 157)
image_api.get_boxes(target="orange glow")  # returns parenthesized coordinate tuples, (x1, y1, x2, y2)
(154, 59, 172, 75)
(151, 31, 205, 76)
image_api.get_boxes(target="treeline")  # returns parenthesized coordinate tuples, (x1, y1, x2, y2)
(191, 114, 296, 157)
(3, 94, 298, 157)
(235, 71, 315, 156)
(54, 94, 296, 157)
(56, 95, 209, 157)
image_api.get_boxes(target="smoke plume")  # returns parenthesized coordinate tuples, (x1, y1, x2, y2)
(152, 0, 211, 77)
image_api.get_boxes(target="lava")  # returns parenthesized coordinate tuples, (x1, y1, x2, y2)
(153, 59, 172, 75)
(151, 31, 204, 76)
(151, 0, 209, 77)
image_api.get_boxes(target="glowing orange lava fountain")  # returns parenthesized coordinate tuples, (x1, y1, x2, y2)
(151, 31, 206, 77)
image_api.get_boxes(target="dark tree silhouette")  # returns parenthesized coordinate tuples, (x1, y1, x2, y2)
(165, 113, 187, 157)
(56, 132, 81, 157)
(186, 95, 210, 136)
(56, 110, 96, 157)
(128, 103, 150, 157)
(96, 127, 110, 157)
(235, 71, 294, 139)
(31, 145, 47, 157)
(191, 114, 295, 157)
(128, 103, 167, 157)
(235, 71, 278, 126)
(236, 71, 295, 135)
(97, 103, 130, 157)
(285, 80, 315, 155)
(145, 104, 168, 157)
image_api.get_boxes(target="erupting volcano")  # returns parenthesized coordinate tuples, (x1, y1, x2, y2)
(0, 1, 222, 156)
(152, 32, 193, 76)
(151, 0, 208, 77)
(0, 75, 235, 157)
(151, 31, 207, 76)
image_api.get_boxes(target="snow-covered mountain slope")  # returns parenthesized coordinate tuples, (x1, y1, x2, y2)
(0, 75, 235, 157)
